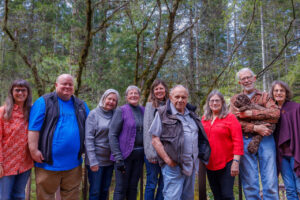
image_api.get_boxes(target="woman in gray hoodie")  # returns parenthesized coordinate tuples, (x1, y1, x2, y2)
(143, 80, 169, 200)
(85, 89, 120, 200)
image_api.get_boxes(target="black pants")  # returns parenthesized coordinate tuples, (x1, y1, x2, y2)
(113, 148, 144, 200)
(207, 160, 235, 200)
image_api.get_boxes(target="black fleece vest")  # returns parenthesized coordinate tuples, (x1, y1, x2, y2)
(38, 92, 87, 165)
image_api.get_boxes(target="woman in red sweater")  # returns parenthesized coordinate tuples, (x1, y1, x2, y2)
(0, 80, 33, 200)
(202, 90, 243, 200)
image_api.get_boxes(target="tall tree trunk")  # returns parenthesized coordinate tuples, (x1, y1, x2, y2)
(234, 3, 237, 42)
(227, 24, 230, 59)
(284, 48, 288, 75)
(188, 7, 196, 105)
(3, 0, 44, 96)
(260, 2, 266, 91)
(141, 0, 183, 104)
(195, 1, 200, 91)
(54, 4, 59, 54)
(140, 33, 145, 88)
(98, 4, 108, 81)
(70, 0, 79, 68)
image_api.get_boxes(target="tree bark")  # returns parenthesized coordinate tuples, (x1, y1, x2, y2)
(260, 2, 266, 91)
(2, 0, 44, 96)
(141, 0, 183, 104)
(75, 0, 128, 95)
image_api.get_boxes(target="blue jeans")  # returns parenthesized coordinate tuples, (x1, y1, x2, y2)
(144, 158, 164, 200)
(240, 135, 279, 200)
(281, 156, 300, 200)
(161, 165, 195, 200)
(87, 165, 114, 200)
(0, 169, 31, 200)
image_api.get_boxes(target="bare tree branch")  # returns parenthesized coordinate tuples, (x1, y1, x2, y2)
(91, 2, 128, 35)
(133, 2, 158, 84)
(201, 0, 257, 105)
(163, 0, 171, 14)
(75, 0, 128, 95)
(125, 5, 137, 33)
(137, 3, 157, 35)
(2, 0, 44, 96)
(141, 0, 182, 104)
(75, 0, 93, 95)
(138, 0, 162, 83)
(257, 0, 297, 78)
(171, 16, 199, 43)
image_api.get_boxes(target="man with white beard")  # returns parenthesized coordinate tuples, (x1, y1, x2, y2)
(230, 68, 280, 200)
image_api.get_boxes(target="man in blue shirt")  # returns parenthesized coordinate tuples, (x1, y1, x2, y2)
(28, 74, 89, 200)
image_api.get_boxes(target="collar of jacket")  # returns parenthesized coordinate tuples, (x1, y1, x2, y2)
(165, 99, 197, 115)
(241, 89, 262, 96)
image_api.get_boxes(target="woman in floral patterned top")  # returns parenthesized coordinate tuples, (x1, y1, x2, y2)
(0, 79, 33, 200)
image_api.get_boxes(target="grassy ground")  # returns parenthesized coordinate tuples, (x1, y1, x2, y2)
(28, 167, 287, 200)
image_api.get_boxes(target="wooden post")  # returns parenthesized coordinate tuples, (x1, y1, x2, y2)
(82, 165, 88, 200)
(238, 174, 243, 200)
(25, 170, 32, 200)
(140, 164, 144, 200)
(198, 162, 207, 200)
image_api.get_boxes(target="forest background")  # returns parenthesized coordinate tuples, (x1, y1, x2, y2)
(0, 0, 300, 112)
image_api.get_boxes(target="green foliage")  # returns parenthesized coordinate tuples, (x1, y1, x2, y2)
(0, 0, 299, 108)
(280, 55, 300, 103)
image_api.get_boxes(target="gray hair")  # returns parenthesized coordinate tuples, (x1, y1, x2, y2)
(98, 89, 120, 108)
(203, 90, 229, 120)
(125, 85, 141, 97)
(236, 68, 255, 80)
(170, 85, 189, 96)
(269, 80, 293, 102)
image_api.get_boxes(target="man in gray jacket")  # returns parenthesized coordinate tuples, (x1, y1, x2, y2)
(151, 85, 210, 200)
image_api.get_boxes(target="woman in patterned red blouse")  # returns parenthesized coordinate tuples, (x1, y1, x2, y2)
(0, 80, 33, 200)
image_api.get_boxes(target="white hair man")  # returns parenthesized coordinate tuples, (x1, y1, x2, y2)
(230, 68, 280, 200)
(150, 85, 210, 200)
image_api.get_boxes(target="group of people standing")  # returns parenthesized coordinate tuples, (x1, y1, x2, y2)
(0, 67, 299, 200)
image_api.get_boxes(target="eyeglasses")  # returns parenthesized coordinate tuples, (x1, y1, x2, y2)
(13, 88, 27, 93)
(240, 76, 253, 82)
(273, 89, 285, 93)
(209, 99, 221, 104)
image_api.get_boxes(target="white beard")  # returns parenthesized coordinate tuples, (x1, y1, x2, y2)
(242, 84, 255, 92)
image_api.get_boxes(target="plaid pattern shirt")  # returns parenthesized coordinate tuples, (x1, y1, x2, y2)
(230, 90, 280, 134)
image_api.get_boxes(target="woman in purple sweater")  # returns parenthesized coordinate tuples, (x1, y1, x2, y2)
(109, 85, 144, 200)
(270, 80, 300, 200)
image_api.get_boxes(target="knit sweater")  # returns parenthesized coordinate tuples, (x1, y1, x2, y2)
(109, 104, 144, 162)
(85, 107, 114, 166)
(143, 102, 159, 162)
(143, 101, 166, 162)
